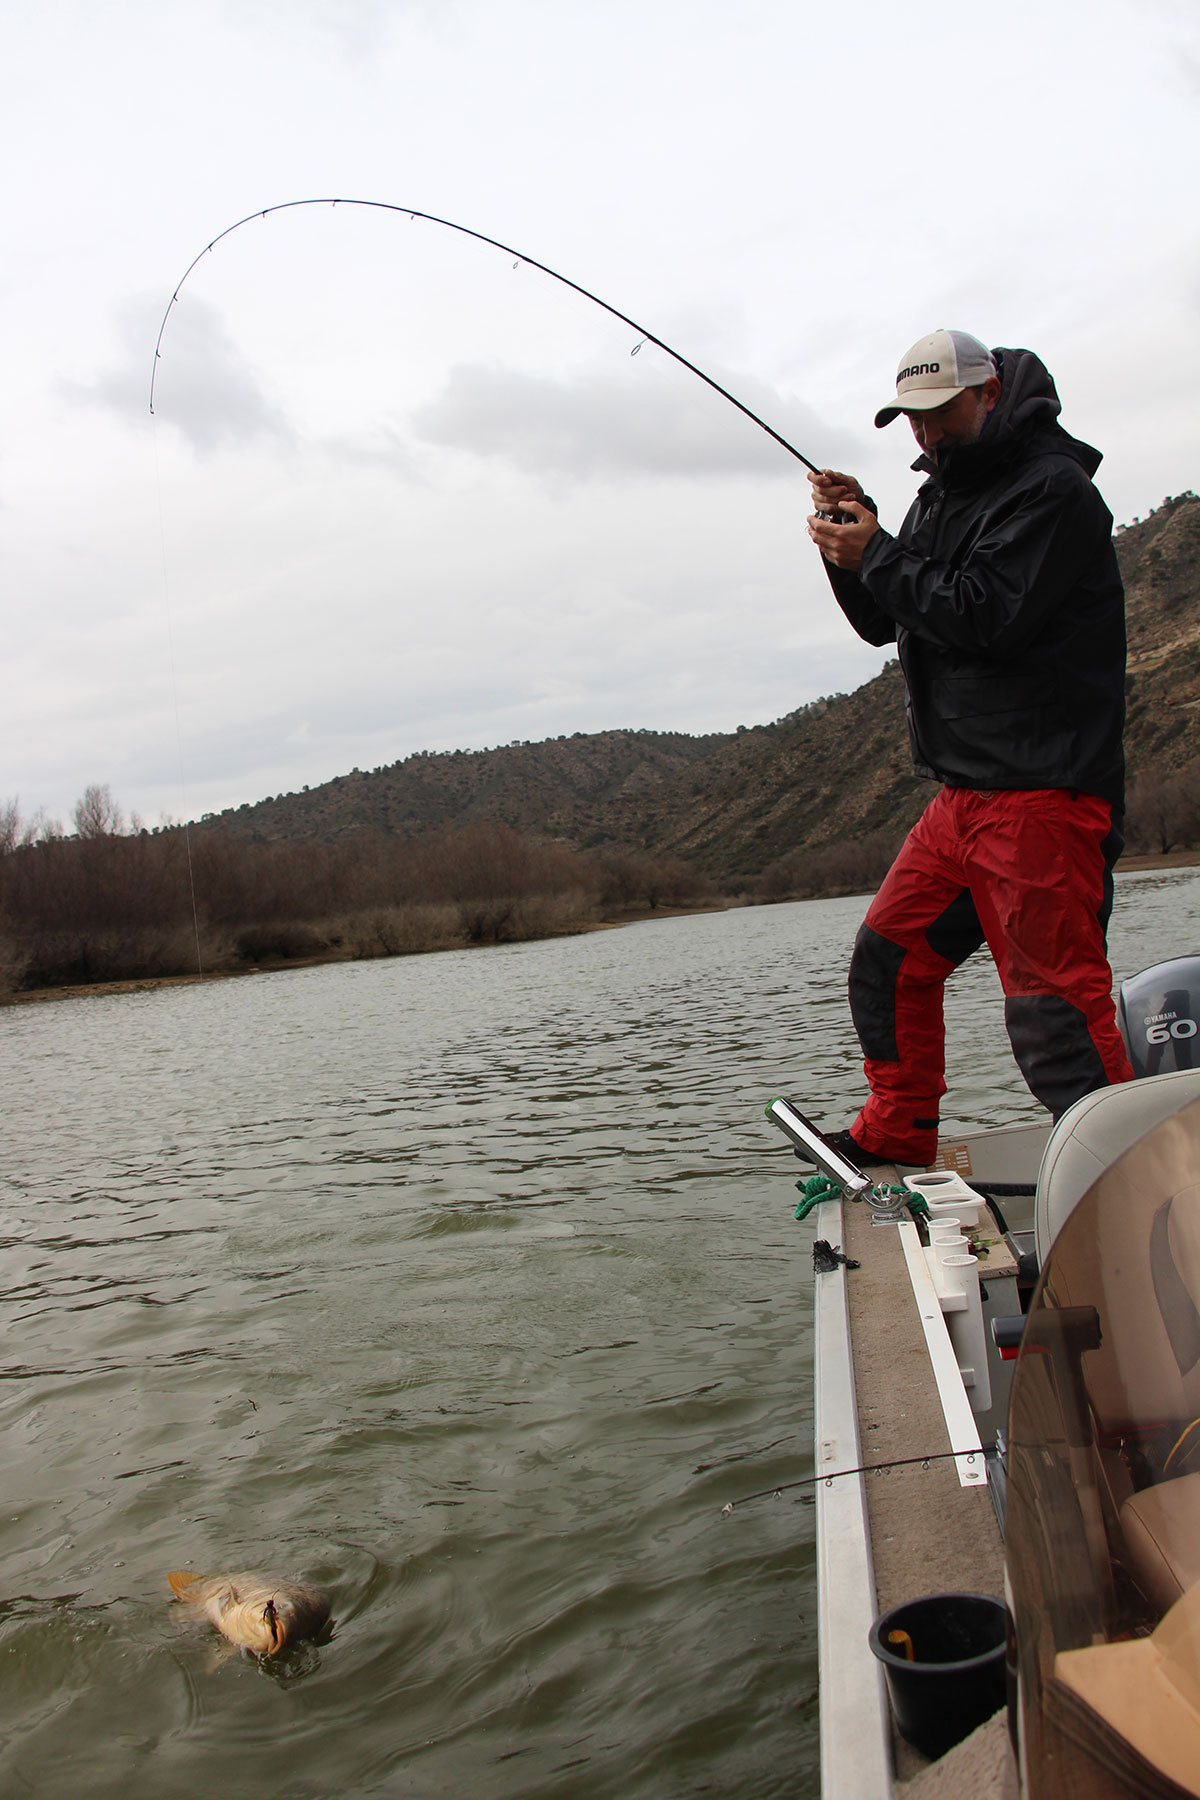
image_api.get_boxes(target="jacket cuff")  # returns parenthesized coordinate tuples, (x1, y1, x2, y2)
(860, 525, 893, 575)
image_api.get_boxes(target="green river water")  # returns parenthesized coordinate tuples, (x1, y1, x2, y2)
(3, 871, 1199, 1798)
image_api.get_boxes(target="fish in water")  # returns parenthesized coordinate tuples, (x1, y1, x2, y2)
(167, 1569, 332, 1656)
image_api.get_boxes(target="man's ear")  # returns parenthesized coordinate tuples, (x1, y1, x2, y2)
(981, 374, 1003, 412)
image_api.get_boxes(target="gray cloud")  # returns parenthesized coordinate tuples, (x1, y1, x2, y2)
(72, 296, 294, 455)
(7, 0, 1196, 834)
(322, 420, 422, 478)
(412, 358, 859, 481)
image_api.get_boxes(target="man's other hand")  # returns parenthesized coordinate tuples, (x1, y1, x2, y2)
(808, 467, 865, 514)
(806, 500, 879, 571)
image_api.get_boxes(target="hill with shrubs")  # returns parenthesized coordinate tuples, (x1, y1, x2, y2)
(2, 492, 1198, 994)
(208, 491, 1200, 881)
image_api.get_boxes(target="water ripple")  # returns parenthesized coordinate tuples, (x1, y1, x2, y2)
(0, 875, 1196, 1796)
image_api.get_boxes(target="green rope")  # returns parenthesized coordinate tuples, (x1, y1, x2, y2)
(793, 1175, 840, 1219)
(794, 1178, 923, 1221)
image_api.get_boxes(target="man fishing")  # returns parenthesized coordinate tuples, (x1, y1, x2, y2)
(806, 328, 1134, 1168)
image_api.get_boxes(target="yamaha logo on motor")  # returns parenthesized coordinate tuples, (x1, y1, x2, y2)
(1143, 1010, 1199, 1045)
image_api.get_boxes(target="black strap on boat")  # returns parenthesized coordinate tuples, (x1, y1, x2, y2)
(812, 1239, 860, 1273)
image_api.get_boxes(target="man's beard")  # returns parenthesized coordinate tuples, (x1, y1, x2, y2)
(932, 402, 991, 463)
(928, 408, 993, 464)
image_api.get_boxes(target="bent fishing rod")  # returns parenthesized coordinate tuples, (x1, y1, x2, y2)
(149, 197, 822, 475)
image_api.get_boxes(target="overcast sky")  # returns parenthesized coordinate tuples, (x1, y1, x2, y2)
(3, 0, 1198, 831)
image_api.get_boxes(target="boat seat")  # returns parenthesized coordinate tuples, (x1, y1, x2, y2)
(1035, 1068, 1200, 1264)
(1039, 1099, 1200, 1618)
(1120, 1474, 1200, 1614)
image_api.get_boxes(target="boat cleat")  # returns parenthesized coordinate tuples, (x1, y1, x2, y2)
(861, 1181, 909, 1223)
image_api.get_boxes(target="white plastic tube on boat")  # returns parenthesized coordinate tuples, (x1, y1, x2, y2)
(939, 1252, 992, 1415)
(923, 1227, 967, 1305)
(939, 1251, 974, 1299)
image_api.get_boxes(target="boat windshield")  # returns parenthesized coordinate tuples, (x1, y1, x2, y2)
(1007, 1092, 1200, 1798)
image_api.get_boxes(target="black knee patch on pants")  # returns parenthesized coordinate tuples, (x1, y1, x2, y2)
(1005, 993, 1109, 1119)
(925, 887, 985, 967)
(849, 925, 906, 1062)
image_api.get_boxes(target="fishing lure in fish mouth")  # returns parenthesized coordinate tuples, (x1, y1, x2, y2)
(167, 1568, 332, 1656)
(149, 197, 821, 474)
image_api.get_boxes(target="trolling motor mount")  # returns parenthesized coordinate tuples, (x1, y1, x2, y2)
(765, 1097, 910, 1220)
(765, 1097, 869, 1196)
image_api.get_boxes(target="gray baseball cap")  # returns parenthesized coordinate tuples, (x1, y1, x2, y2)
(875, 329, 998, 427)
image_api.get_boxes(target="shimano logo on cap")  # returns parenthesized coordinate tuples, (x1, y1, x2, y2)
(875, 329, 995, 428)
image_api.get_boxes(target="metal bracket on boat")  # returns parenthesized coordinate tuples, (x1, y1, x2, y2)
(862, 1183, 908, 1224)
(765, 1097, 872, 1201)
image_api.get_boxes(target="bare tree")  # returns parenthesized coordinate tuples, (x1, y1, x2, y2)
(0, 797, 18, 855)
(1126, 762, 1200, 855)
(20, 807, 64, 845)
(73, 784, 125, 840)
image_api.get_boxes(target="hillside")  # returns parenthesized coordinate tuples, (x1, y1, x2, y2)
(209, 729, 727, 850)
(1118, 494, 1200, 768)
(205, 492, 1200, 884)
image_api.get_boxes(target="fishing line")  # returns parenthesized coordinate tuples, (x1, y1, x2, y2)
(149, 423, 206, 975)
(149, 198, 822, 473)
(721, 1448, 985, 1513)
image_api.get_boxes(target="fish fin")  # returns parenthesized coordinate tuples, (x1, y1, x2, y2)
(212, 1585, 241, 1623)
(168, 1570, 201, 1597)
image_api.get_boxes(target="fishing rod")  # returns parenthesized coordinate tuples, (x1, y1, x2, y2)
(149, 197, 822, 474)
(721, 1447, 985, 1513)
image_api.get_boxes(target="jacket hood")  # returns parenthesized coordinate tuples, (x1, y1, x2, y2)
(914, 346, 1103, 487)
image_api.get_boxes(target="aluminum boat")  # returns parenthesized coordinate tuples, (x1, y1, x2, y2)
(771, 956, 1200, 1798)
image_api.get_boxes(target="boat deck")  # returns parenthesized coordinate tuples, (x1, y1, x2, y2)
(812, 1132, 1046, 1797)
(840, 1195, 1013, 1791)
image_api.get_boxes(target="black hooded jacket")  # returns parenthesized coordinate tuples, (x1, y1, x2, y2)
(825, 347, 1126, 806)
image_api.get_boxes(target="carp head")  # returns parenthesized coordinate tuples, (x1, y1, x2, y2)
(168, 1569, 332, 1657)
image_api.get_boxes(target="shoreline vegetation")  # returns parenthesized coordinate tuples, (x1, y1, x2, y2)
(0, 811, 731, 1006)
(6, 498, 1198, 1007)
(3, 902, 729, 1007)
(3, 787, 1197, 1006)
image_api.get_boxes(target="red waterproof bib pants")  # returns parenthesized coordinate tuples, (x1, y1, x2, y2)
(848, 787, 1135, 1166)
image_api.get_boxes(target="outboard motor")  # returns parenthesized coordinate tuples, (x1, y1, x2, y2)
(1117, 956, 1200, 1077)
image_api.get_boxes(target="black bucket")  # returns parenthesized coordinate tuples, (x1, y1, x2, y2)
(867, 1591, 1007, 1760)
